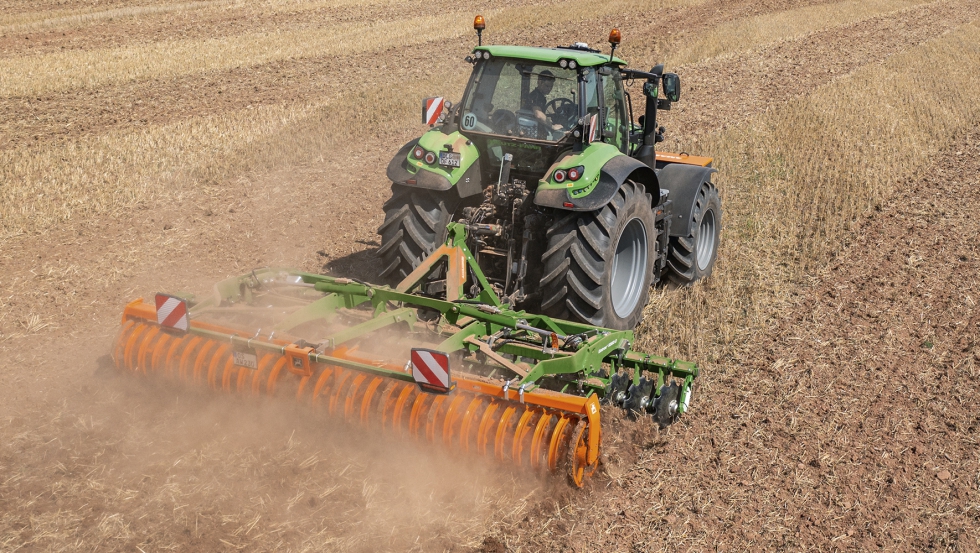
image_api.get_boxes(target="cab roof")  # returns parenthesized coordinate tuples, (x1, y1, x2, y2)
(475, 45, 626, 67)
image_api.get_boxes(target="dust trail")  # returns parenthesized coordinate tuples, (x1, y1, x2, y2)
(0, 324, 550, 552)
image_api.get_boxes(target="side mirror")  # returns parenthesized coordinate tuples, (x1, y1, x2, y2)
(643, 81, 658, 99)
(662, 73, 681, 102)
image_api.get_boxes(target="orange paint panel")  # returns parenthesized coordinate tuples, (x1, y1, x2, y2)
(424, 395, 447, 443)
(150, 333, 172, 374)
(476, 402, 500, 456)
(547, 416, 572, 472)
(441, 393, 469, 448)
(409, 393, 433, 438)
(207, 344, 230, 389)
(344, 374, 369, 421)
(655, 151, 713, 167)
(252, 353, 275, 396)
(389, 384, 416, 433)
(359, 378, 385, 426)
(137, 327, 162, 375)
(458, 397, 486, 453)
(494, 405, 517, 462)
(114, 319, 137, 369)
(221, 359, 236, 392)
(178, 336, 203, 382)
(296, 375, 311, 400)
(511, 409, 536, 467)
(311, 366, 336, 406)
(327, 370, 353, 415)
(163, 335, 184, 379)
(191, 341, 215, 385)
(266, 356, 288, 395)
(530, 413, 553, 470)
(124, 323, 149, 371)
(236, 366, 250, 393)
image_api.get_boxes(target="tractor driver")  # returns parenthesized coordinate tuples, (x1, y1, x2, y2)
(525, 70, 564, 133)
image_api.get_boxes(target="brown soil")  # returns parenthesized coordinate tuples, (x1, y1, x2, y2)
(2, 0, 979, 551)
(0, 0, 842, 150)
(491, 134, 980, 551)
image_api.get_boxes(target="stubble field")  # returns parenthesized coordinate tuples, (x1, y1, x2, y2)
(1, 0, 978, 551)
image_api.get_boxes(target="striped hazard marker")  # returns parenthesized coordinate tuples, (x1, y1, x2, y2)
(423, 97, 445, 126)
(155, 293, 189, 331)
(410, 348, 455, 394)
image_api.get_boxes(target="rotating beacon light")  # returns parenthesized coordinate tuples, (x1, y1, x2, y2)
(608, 28, 621, 62)
(474, 15, 486, 46)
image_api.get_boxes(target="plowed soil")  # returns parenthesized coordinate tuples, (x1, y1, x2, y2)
(1, 0, 978, 551)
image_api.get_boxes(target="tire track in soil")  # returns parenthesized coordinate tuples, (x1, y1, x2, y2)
(0, 0, 836, 151)
(489, 137, 980, 550)
(0, 0, 544, 57)
(666, 0, 980, 146)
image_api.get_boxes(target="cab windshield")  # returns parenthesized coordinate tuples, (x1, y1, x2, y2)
(460, 58, 595, 142)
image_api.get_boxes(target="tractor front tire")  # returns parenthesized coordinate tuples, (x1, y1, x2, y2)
(377, 186, 456, 286)
(539, 180, 656, 330)
(665, 182, 721, 286)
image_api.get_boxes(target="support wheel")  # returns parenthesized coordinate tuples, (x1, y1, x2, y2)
(565, 420, 598, 487)
(376, 185, 457, 285)
(539, 180, 656, 330)
(665, 182, 721, 285)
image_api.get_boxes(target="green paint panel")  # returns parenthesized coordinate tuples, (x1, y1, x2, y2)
(476, 45, 625, 67)
(408, 130, 479, 185)
(537, 143, 622, 198)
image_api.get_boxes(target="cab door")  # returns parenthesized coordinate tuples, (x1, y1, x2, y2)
(601, 68, 629, 153)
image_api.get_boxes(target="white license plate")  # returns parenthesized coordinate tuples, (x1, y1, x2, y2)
(439, 152, 461, 168)
(233, 350, 258, 370)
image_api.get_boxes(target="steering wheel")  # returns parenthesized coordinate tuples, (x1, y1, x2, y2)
(544, 98, 577, 129)
(491, 109, 517, 135)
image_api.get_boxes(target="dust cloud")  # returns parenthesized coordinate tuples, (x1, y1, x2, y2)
(0, 309, 554, 552)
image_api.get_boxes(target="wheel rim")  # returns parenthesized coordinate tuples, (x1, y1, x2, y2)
(610, 218, 648, 318)
(696, 209, 716, 271)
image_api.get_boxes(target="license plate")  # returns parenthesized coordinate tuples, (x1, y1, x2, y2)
(233, 350, 258, 370)
(439, 151, 461, 168)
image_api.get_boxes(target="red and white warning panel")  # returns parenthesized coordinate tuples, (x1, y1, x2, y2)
(410, 348, 455, 394)
(423, 97, 445, 126)
(155, 293, 189, 331)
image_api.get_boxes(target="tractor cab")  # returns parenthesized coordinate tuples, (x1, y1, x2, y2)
(456, 45, 629, 183)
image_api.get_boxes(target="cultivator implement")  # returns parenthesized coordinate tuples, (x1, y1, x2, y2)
(112, 224, 699, 486)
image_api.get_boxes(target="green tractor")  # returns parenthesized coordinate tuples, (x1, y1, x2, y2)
(379, 20, 721, 330)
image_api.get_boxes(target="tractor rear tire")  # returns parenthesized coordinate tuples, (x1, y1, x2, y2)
(377, 186, 457, 286)
(665, 182, 721, 286)
(539, 180, 656, 330)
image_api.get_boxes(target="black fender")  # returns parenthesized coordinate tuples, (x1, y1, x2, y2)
(386, 139, 483, 198)
(656, 163, 718, 237)
(534, 155, 660, 211)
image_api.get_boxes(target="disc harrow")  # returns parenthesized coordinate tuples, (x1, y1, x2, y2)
(111, 224, 698, 486)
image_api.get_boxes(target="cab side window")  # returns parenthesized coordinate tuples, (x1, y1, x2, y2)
(601, 70, 628, 152)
